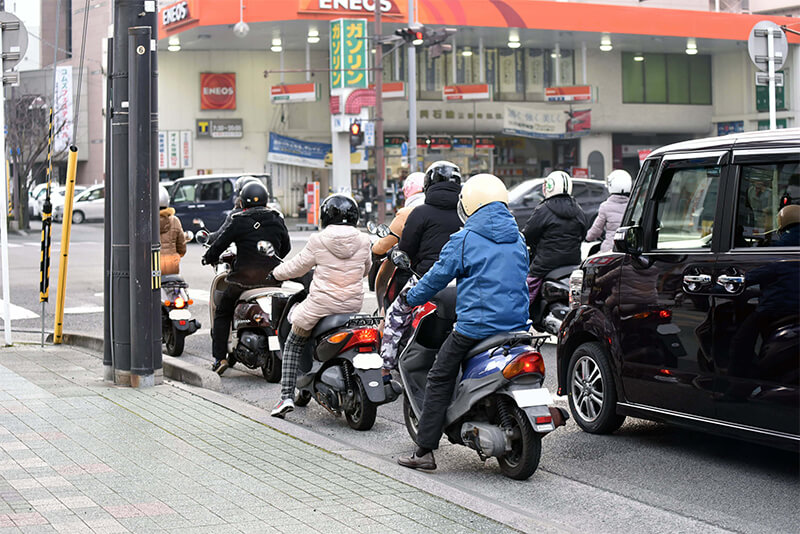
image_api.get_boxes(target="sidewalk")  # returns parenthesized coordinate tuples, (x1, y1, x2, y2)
(0, 342, 516, 534)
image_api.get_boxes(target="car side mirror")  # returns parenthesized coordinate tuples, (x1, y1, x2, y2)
(613, 226, 643, 255)
(390, 249, 412, 270)
(195, 229, 210, 246)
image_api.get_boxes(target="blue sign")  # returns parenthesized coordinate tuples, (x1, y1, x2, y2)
(400, 141, 408, 157)
(267, 132, 331, 169)
(716, 121, 744, 136)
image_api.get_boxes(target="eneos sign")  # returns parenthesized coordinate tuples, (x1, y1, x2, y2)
(160, 0, 197, 30)
(298, 0, 403, 17)
(200, 73, 236, 110)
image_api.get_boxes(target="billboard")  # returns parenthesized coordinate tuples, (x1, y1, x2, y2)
(200, 72, 236, 110)
(330, 19, 369, 90)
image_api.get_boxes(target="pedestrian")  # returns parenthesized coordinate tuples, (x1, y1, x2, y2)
(585, 169, 632, 252)
(270, 194, 372, 418)
(158, 185, 186, 276)
(396, 174, 529, 470)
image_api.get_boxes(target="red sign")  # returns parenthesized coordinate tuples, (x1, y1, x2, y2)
(298, 0, 403, 18)
(545, 86, 593, 103)
(566, 109, 591, 134)
(306, 182, 320, 226)
(443, 84, 492, 101)
(638, 149, 653, 167)
(369, 81, 405, 100)
(572, 167, 589, 179)
(200, 73, 236, 110)
(474, 136, 495, 149)
(270, 83, 318, 103)
(428, 136, 451, 149)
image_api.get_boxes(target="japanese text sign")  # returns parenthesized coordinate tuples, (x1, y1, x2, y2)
(330, 19, 368, 90)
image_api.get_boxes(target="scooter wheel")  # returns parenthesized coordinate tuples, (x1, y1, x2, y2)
(402, 393, 419, 443)
(497, 405, 542, 481)
(163, 327, 185, 357)
(261, 351, 281, 383)
(294, 389, 312, 407)
(345, 378, 377, 431)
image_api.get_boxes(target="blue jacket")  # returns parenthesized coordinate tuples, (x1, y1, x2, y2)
(406, 202, 530, 339)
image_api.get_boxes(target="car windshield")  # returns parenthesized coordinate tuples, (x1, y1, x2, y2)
(508, 180, 542, 204)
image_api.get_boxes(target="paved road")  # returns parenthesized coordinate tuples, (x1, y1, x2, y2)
(4, 221, 799, 533)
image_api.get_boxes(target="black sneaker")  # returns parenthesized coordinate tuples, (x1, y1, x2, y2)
(211, 359, 229, 376)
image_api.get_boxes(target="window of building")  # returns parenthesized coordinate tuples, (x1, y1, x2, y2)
(622, 53, 711, 105)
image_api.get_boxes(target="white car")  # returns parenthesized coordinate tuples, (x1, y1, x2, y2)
(53, 185, 103, 224)
(37, 186, 87, 220)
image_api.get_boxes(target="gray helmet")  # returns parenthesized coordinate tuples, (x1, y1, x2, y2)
(158, 185, 170, 209)
(234, 176, 260, 196)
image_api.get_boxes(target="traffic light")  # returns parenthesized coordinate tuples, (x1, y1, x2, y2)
(395, 27, 424, 46)
(349, 121, 364, 147)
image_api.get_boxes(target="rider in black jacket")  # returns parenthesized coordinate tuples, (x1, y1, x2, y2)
(522, 171, 588, 302)
(202, 182, 291, 375)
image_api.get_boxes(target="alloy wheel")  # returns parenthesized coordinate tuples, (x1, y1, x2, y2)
(571, 355, 604, 422)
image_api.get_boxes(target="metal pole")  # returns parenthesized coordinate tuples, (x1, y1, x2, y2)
(103, 37, 113, 377)
(768, 30, 777, 130)
(128, 25, 155, 387)
(554, 43, 561, 87)
(52, 146, 78, 343)
(407, 0, 417, 171)
(479, 36, 484, 83)
(149, 13, 161, 377)
(375, 5, 385, 223)
(305, 41, 310, 82)
(0, 27, 11, 346)
(581, 42, 587, 85)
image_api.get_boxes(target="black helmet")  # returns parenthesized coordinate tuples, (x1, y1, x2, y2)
(424, 160, 462, 192)
(240, 181, 268, 208)
(234, 176, 259, 196)
(320, 194, 359, 228)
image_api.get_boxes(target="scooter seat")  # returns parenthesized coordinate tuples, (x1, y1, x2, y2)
(161, 274, 187, 287)
(311, 314, 355, 338)
(465, 331, 533, 359)
(546, 264, 580, 281)
(239, 286, 280, 302)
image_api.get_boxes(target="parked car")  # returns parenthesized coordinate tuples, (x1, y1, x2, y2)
(508, 177, 608, 230)
(28, 183, 48, 218)
(170, 173, 279, 233)
(36, 185, 87, 220)
(54, 184, 104, 223)
(557, 128, 800, 450)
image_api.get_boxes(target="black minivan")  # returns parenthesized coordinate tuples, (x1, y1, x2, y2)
(557, 129, 799, 450)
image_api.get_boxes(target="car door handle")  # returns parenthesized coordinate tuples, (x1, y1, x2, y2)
(716, 274, 745, 293)
(683, 274, 711, 284)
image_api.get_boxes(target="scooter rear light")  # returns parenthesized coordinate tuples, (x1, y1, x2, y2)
(188, 299, 193, 305)
(535, 415, 552, 425)
(326, 332, 350, 344)
(342, 328, 380, 351)
(163, 300, 171, 307)
(179, 320, 186, 326)
(174, 297, 186, 309)
(502, 351, 545, 380)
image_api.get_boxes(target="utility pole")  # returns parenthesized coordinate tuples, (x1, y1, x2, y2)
(103, 37, 112, 379)
(374, 6, 385, 223)
(407, 0, 417, 172)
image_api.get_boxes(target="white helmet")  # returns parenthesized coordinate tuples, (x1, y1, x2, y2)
(542, 171, 572, 199)
(607, 169, 632, 195)
(403, 172, 425, 200)
(457, 173, 508, 223)
(158, 185, 170, 209)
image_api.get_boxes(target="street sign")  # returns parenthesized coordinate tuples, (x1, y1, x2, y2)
(545, 86, 593, 103)
(363, 121, 375, 147)
(748, 21, 788, 72)
(755, 71, 784, 87)
(400, 141, 408, 157)
(0, 11, 28, 71)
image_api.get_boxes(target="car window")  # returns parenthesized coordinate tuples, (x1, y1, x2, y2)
(86, 188, 103, 201)
(508, 181, 540, 204)
(571, 182, 587, 199)
(223, 179, 234, 201)
(652, 165, 720, 250)
(173, 183, 196, 203)
(197, 182, 221, 202)
(624, 159, 658, 227)
(734, 160, 800, 248)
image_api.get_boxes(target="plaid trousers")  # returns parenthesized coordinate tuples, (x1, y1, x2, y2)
(280, 329, 310, 400)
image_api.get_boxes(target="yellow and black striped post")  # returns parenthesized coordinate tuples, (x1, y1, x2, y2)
(53, 146, 79, 344)
(39, 107, 54, 345)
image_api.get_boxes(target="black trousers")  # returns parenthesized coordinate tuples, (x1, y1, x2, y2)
(212, 285, 244, 361)
(416, 330, 479, 451)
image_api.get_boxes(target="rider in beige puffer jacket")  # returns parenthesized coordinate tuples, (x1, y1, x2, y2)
(159, 207, 186, 275)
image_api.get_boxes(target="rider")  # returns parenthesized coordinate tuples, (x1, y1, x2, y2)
(371, 172, 426, 256)
(396, 174, 529, 471)
(270, 194, 372, 418)
(158, 185, 186, 276)
(208, 176, 262, 245)
(522, 170, 588, 304)
(585, 169, 632, 252)
(380, 162, 463, 373)
(202, 181, 291, 375)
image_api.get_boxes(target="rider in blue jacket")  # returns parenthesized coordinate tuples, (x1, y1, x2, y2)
(397, 174, 530, 471)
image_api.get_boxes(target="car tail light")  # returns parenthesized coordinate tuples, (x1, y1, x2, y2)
(174, 297, 186, 309)
(569, 269, 583, 310)
(502, 351, 545, 380)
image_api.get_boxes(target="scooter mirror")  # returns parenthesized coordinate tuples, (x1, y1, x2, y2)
(375, 224, 392, 238)
(366, 221, 377, 234)
(184, 230, 194, 242)
(257, 240, 275, 257)
(195, 229, 210, 246)
(390, 249, 412, 270)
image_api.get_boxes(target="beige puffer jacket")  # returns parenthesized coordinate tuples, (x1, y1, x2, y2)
(159, 208, 186, 275)
(273, 224, 371, 332)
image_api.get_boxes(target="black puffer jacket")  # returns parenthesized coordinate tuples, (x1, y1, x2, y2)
(522, 194, 588, 278)
(203, 207, 291, 289)
(398, 181, 462, 275)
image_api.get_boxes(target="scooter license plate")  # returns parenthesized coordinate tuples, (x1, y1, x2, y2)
(268, 336, 280, 351)
(168, 309, 192, 321)
(510, 388, 553, 408)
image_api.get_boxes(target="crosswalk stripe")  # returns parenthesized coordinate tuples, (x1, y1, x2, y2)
(0, 303, 40, 321)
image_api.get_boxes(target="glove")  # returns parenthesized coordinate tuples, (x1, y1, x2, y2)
(201, 256, 208, 266)
(265, 273, 278, 284)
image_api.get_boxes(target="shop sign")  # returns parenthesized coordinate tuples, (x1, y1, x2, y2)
(443, 84, 492, 101)
(299, 0, 402, 17)
(200, 73, 236, 110)
(716, 121, 744, 136)
(544, 85, 593, 103)
(503, 104, 590, 139)
(572, 167, 589, 179)
(757, 118, 787, 130)
(370, 81, 405, 99)
(638, 149, 652, 167)
(196, 118, 243, 139)
(452, 136, 473, 149)
(417, 136, 430, 148)
(268, 132, 332, 169)
(167, 131, 180, 169)
(180, 131, 192, 168)
(160, 0, 197, 30)
(158, 132, 167, 169)
(330, 19, 369, 90)
(53, 65, 73, 153)
(270, 83, 319, 103)
(428, 136, 451, 149)
(475, 137, 495, 149)
(756, 73, 785, 111)
(306, 182, 320, 226)
(384, 135, 406, 147)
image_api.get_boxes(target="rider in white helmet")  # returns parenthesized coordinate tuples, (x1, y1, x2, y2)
(371, 172, 425, 256)
(586, 169, 632, 252)
(522, 170, 588, 303)
(158, 185, 186, 276)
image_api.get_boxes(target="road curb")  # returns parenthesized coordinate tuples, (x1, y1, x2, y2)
(48, 332, 222, 392)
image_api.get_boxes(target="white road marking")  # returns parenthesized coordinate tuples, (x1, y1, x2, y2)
(64, 305, 104, 315)
(0, 303, 40, 321)
(93, 292, 103, 297)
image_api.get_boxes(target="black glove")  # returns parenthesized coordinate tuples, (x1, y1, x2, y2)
(201, 256, 208, 266)
(265, 273, 278, 284)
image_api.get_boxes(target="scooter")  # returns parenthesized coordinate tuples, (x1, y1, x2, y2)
(161, 274, 200, 356)
(366, 221, 409, 315)
(389, 248, 568, 480)
(529, 265, 577, 336)
(263, 243, 403, 431)
(196, 227, 293, 382)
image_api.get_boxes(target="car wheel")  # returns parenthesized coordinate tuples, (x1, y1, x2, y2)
(72, 211, 85, 224)
(567, 342, 626, 434)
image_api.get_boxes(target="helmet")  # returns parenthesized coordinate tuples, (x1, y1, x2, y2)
(457, 173, 508, 223)
(606, 169, 632, 195)
(320, 194, 359, 228)
(240, 181, 269, 208)
(423, 161, 462, 192)
(778, 204, 800, 231)
(403, 172, 425, 201)
(542, 170, 572, 199)
(158, 185, 170, 209)
(235, 176, 260, 196)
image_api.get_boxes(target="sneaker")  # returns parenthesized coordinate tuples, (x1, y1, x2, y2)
(397, 450, 436, 471)
(211, 359, 229, 376)
(271, 398, 295, 418)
